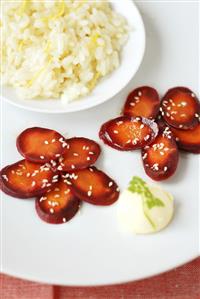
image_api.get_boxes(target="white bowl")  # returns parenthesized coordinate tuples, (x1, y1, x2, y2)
(1, 0, 145, 113)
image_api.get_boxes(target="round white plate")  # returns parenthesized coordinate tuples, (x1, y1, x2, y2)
(2, 0, 145, 113)
(1, 1, 199, 286)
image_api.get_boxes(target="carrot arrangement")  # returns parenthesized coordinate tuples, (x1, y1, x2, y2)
(1, 86, 199, 224)
(0, 128, 120, 224)
(99, 86, 200, 181)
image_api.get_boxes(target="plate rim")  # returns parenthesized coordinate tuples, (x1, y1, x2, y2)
(2, 253, 199, 286)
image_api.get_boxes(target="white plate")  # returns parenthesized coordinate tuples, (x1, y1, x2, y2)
(1, 1, 199, 286)
(1, 0, 145, 113)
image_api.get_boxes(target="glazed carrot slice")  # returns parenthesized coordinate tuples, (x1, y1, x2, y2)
(160, 87, 200, 130)
(99, 116, 158, 151)
(170, 123, 200, 154)
(64, 167, 120, 206)
(141, 127, 179, 181)
(58, 137, 101, 171)
(17, 127, 66, 163)
(0, 160, 58, 198)
(35, 179, 80, 224)
(123, 86, 160, 119)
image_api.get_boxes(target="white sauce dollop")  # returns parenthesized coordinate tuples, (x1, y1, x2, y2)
(117, 185, 174, 234)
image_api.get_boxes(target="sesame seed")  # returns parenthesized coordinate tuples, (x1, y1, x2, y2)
(144, 135, 150, 141)
(126, 139, 131, 144)
(142, 153, 147, 160)
(57, 166, 63, 171)
(2, 175, 8, 181)
(175, 138, 179, 142)
(44, 140, 49, 145)
(195, 113, 199, 117)
(134, 96, 139, 100)
(136, 117, 140, 121)
(51, 139, 56, 143)
(11, 170, 15, 174)
(116, 187, 120, 192)
(130, 103, 135, 106)
(117, 121, 123, 126)
(140, 124, 144, 129)
(62, 173, 69, 178)
(152, 163, 159, 171)
(87, 190, 92, 197)
(40, 156, 45, 160)
(53, 175, 59, 179)
(191, 93, 195, 98)
(82, 146, 86, 150)
(55, 188, 60, 191)
(113, 130, 118, 134)
(89, 185, 93, 190)
(89, 152, 94, 155)
(181, 102, 187, 106)
(26, 173, 31, 177)
(87, 157, 91, 161)
(132, 139, 138, 145)
(31, 181, 36, 187)
(180, 114, 186, 117)
(160, 151, 164, 156)
(54, 194, 60, 198)
(89, 168, 94, 172)
(59, 137, 64, 142)
(71, 165, 75, 169)
(109, 181, 113, 187)
(39, 197, 47, 202)
(50, 208, 54, 214)
(179, 125, 183, 128)
(73, 153, 79, 156)
(138, 91, 142, 96)
(52, 179, 58, 183)
(65, 180, 72, 185)
(55, 154, 61, 157)
(64, 190, 70, 194)
(63, 218, 66, 223)
(46, 183, 51, 187)
(42, 179, 48, 183)
(62, 142, 68, 148)
(164, 166, 168, 172)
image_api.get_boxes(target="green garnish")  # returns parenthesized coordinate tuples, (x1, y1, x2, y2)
(128, 176, 165, 229)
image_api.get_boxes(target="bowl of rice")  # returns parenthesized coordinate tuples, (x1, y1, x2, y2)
(0, 0, 145, 113)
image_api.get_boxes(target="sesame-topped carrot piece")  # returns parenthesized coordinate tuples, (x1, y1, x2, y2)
(0, 160, 58, 198)
(123, 86, 160, 119)
(99, 116, 158, 151)
(160, 87, 200, 130)
(170, 123, 200, 154)
(58, 137, 101, 171)
(35, 178, 80, 224)
(16, 127, 66, 163)
(64, 167, 120, 206)
(141, 127, 179, 181)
